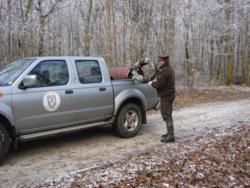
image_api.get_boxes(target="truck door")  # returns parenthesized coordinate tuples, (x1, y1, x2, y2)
(73, 59, 113, 124)
(12, 59, 77, 134)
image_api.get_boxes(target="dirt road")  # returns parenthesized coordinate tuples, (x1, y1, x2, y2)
(0, 99, 250, 188)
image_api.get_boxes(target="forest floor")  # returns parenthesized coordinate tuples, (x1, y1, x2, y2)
(58, 122, 250, 188)
(174, 85, 250, 110)
(0, 86, 249, 188)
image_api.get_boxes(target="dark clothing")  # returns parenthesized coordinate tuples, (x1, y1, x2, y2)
(152, 63, 176, 121)
(160, 97, 173, 121)
(151, 64, 175, 101)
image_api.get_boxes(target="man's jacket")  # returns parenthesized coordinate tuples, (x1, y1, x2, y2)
(152, 64, 175, 101)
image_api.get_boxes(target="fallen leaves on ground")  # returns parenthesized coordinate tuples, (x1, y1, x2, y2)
(112, 124, 250, 188)
(174, 86, 250, 110)
(39, 122, 249, 188)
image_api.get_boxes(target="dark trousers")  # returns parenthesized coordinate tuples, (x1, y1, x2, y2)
(160, 97, 173, 122)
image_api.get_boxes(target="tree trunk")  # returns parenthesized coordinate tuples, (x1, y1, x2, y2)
(225, 0, 234, 85)
(7, 0, 12, 59)
(37, 0, 45, 56)
(83, 0, 93, 56)
(38, 16, 45, 56)
(104, 0, 112, 64)
(111, 0, 118, 64)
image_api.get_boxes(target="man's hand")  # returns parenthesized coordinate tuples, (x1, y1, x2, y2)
(148, 81, 153, 86)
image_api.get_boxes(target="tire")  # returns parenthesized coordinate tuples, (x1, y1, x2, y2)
(113, 103, 142, 138)
(0, 123, 10, 164)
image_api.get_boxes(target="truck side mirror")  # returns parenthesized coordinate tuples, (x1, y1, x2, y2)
(19, 75, 37, 89)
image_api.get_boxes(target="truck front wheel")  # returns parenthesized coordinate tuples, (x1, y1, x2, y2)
(0, 123, 10, 164)
(114, 103, 142, 138)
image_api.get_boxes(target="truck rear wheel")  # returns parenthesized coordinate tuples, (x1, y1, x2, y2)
(114, 103, 142, 138)
(0, 123, 10, 164)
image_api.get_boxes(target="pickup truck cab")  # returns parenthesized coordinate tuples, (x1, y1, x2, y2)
(0, 56, 159, 162)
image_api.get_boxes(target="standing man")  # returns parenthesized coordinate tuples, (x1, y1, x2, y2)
(149, 55, 176, 142)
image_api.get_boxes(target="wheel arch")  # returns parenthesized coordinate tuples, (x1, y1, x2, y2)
(121, 98, 146, 124)
(114, 91, 147, 124)
(0, 114, 16, 138)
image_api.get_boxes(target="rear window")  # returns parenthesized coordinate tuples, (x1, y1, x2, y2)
(75, 60, 102, 84)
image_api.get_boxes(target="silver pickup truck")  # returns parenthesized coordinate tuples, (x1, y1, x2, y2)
(0, 56, 159, 162)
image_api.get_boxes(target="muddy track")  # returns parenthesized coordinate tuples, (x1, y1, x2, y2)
(0, 99, 250, 188)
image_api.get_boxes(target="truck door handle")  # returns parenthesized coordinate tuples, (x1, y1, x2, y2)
(99, 87, 106, 92)
(65, 90, 74, 94)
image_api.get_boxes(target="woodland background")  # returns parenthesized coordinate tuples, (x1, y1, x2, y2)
(0, 0, 249, 87)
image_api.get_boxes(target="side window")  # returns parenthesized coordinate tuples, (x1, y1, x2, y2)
(28, 60, 69, 88)
(75, 60, 102, 84)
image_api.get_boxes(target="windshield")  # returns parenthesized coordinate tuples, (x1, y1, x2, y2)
(0, 59, 36, 86)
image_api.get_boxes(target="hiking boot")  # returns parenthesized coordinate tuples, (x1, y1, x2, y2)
(161, 133, 168, 138)
(161, 120, 175, 143)
(161, 135, 175, 142)
(161, 121, 168, 138)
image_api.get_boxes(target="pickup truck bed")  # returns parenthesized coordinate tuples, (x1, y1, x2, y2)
(112, 79, 159, 112)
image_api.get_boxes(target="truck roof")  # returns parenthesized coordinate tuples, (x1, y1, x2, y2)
(23, 56, 104, 61)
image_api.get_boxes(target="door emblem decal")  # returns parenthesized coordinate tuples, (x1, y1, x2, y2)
(43, 91, 61, 112)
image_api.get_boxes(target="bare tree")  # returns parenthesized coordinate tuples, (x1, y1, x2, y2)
(36, 0, 63, 56)
(224, 0, 234, 85)
(0, 0, 249, 86)
(79, 0, 93, 56)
